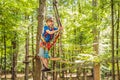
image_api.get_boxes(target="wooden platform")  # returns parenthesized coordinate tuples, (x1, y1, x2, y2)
(49, 57, 61, 61)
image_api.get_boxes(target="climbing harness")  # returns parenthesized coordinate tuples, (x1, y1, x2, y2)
(40, 29, 60, 50)
(44, 28, 54, 40)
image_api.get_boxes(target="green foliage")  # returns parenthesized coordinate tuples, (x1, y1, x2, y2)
(0, 0, 120, 78)
(0, 0, 37, 73)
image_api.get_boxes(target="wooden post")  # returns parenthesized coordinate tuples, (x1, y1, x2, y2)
(83, 68, 87, 80)
(11, 32, 18, 80)
(116, 2, 120, 80)
(0, 37, 3, 80)
(92, 0, 101, 80)
(53, 45, 57, 80)
(31, 16, 35, 80)
(24, 27, 30, 80)
(0, 41, 3, 80)
(3, 29, 7, 80)
(53, 46, 55, 80)
(111, 0, 115, 80)
(34, 0, 46, 80)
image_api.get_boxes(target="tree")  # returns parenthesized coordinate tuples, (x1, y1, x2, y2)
(111, 0, 115, 80)
(116, 2, 120, 80)
(24, 26, 30, 80)
(34, 0, 46, 80)
(92, 0, 101, 80)
(11, 32, 18, 80)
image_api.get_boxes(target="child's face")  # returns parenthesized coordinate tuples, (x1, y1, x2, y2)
(47, 20, 54, 27)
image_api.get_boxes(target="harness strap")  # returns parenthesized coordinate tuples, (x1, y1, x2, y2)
(40, 35, 52, 51)
(40, 41, 51, 50)
(44, 28, 54, 40)
(40, 32, 60, 51)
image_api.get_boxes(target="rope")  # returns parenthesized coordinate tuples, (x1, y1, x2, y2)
(53, 0, 64, 58)
(43, 61, 93, 73)
(53, 0, 62, 27)
(58, 43, 98, 47)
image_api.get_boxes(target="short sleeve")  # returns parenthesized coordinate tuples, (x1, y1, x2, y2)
(54, 27, 58, 30)
(44, 26, 49, 31)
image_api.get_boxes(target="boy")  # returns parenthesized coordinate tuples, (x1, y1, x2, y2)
(38, 16, 63, 71)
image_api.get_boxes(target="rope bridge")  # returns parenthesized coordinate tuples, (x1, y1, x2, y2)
(42, 59, 94, 80)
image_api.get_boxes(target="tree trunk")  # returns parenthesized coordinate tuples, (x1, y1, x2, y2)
(24, 27, 29, 80)
(111, 0, 115, 80)
(3, 30, 7, 79)
(0, 37, 3, 79)
(83, 68, 87, 80)
(53, 46, 57, 80)
(0, 51, 1, 79)
(11, 32, 18, 80)
(92, 0, 100, 80)
(93, 64, 100, 80)
(31, 16, 35, 80)
(116, 3, 120, 80)
(34, 0, 46, 80)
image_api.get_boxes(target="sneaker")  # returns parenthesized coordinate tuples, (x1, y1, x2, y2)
(41, 69, 47, 71)
(46, 68, 51, 71)
(42, 68, 51, 71)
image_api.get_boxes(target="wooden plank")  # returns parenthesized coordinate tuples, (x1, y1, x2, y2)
(50, 58, 61, 61)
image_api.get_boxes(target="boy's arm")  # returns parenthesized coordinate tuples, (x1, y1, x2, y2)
(46, 26, 63, 34)
(46, 29, 58, 34)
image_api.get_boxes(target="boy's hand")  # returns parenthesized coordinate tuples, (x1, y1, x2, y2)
(58, 26, 63, 31)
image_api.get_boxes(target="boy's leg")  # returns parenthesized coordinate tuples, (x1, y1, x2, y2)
(44, 58, 49, 68)
(41, 49, 51, 71)
(41, 58, 50, 71)
(38, 43, 50, 71)
(44, 50, 50, 67)
(38, 46, 49, 69)
(40, 57, 49, 69)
